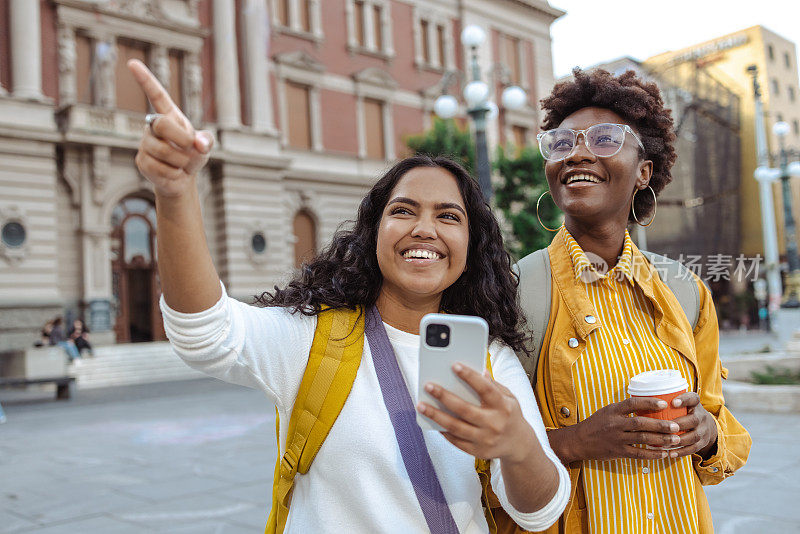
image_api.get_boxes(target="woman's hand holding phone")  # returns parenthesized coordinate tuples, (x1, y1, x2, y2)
(416, 366, 536, 463)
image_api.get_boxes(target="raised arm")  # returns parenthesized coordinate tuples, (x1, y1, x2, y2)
(128, 59, 221, 313)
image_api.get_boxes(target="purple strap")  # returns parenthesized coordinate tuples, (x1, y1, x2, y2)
(364, 306, 459, 534)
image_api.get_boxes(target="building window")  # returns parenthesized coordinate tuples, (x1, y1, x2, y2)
(790, 86, 796, 102)
(273, 0, 320, 39)
(76, 34, 93, 104)
(347, 0, 393, 57)
(414, 13, 453, 70)
(512, 125, 528, 148)
(500, 34, 522, 85)
(276, 0, 289, 26)
(116, 40, 149, 112)
(354, 1, 365, 46)
(293, 210, 317, 268)
(286, 81, 312, 149)
(785, 51, 792, 68)
(794, 120, 799, 135)
(1, 221, 26, 248)
(777, 113, 784, 123)
(363, 98, 386, 159)
(772, 79, 780, 96)
(420, 20, 430, 64)
(251, 232, 267, 255)
(768, 44, 774, 60)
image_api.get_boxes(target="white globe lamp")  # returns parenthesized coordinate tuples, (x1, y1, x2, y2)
(433, 94, 459, 119)
(461, 25, 486, 48)
(773, 121, 791, 137)
(463, 80, 489, 107)
(501, 85, 527, 110)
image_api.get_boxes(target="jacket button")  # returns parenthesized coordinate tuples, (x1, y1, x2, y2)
(560, 406, 571, 418)
(568, 338, 579, 348)
(585, 315, 597, 324)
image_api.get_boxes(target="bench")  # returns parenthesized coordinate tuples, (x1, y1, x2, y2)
(0, 376, 76, 400)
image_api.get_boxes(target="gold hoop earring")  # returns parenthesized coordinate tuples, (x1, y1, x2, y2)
(631, 185, 657, 227)
(537, 191, 559, 232)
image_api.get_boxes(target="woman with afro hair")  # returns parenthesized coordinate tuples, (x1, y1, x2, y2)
(516, 68, 751, 534)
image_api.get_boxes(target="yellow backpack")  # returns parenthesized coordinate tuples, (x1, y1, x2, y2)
(265, 306, 510, 534)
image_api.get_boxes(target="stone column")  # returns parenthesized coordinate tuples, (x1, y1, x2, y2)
(242, 0, 275, 133)
(213, 0, 242, 129)
(10, 0, 43, 99)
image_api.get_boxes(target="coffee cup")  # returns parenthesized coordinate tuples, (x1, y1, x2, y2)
(627, 369, 689, 450)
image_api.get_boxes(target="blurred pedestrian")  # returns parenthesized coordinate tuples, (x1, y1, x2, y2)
(68, 319, 93, 356)
(49, 317, 81, 363)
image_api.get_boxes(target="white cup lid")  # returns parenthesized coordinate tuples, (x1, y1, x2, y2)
(627, 369, 688, 396)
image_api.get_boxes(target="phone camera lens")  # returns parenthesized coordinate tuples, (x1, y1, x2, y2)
(425, 324, 450, 347)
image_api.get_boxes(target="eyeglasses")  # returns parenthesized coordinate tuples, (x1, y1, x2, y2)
(537, 123, 645, 162)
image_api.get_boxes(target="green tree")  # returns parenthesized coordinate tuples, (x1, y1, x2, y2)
(494, 145, 561, 259)
(405, 118, 475, 174)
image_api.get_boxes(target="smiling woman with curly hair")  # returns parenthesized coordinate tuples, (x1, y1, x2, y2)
(514, 68, 751, 534)
(126, 52, 570, 534)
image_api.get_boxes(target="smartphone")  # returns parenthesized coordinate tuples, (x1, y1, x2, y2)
(417, 313, 489, 432)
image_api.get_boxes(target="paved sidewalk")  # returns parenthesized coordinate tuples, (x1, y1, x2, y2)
(1, 379, 798, 533)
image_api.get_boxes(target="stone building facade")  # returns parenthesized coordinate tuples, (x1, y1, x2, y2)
(0, 0, 564, 350)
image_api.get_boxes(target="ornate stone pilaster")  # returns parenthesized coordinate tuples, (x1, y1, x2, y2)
(57, 25, 77, 106)
(213, 0, 242, 129)
(10, 0, 43, 99)
(95, 40, 118, 108)
(91, 146, 111, 205)
(185, 53, 203, 124)
(151, 46, 170, 91)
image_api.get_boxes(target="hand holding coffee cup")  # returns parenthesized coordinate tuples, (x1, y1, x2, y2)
(628, 370, 718, 459)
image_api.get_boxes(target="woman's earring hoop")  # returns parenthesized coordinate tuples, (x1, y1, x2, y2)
(631, 185, 657, 227)
(537, 191, 559, 232)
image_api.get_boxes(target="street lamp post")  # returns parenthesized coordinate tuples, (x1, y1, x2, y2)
(773, 121, 800, 308)
(433, 25, 527, 202)
(748, 65, 783, 316)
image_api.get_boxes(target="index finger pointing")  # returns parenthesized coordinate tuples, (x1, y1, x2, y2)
(127, 59, 180, 116)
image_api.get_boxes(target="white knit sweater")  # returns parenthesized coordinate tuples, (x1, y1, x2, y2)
(161, 289, 570, 533)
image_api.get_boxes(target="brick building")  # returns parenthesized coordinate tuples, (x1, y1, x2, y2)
(0, 0, 563, 350)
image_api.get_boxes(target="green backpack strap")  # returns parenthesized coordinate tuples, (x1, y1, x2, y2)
(514, 248, 552, 383)
(266, 306, 365, 534)
(639, 250, 701, 330)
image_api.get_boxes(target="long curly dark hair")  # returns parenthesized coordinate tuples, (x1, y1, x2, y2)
(256, 155, 527, 353)
(541, 68, 677, 222)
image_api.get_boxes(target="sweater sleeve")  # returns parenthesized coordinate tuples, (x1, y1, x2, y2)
(488, 343, 570, 531)
(159, 284, 316, 410)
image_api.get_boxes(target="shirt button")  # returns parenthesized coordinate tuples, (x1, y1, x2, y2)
(642, 467, 650, 474)
(568, 338, 579, 348)
(646, 512, 654, 520)
(622, 338, 631, 345)
(585, 315, 597, 324)
(560, 406, 571, 418)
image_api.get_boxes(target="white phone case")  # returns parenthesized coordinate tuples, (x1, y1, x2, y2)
(417, 313, 489, 432)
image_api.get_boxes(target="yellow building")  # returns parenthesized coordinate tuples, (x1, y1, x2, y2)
(646, 26, 800, 260)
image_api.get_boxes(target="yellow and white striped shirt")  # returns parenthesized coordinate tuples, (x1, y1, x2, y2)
(564, 229, 700, 534)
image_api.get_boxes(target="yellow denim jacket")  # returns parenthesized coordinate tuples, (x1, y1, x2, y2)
(531, 229, 751, 534)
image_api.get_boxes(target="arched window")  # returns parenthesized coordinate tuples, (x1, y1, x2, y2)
(293, 210, 317, 268)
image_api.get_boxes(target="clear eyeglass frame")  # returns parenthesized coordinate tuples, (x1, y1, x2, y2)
(536, 123, 645, 162)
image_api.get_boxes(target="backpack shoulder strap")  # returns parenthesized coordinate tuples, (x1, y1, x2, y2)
(639, 250, 701, 330)
(514, 248, 552, 381)
(267, 307, 365, 534)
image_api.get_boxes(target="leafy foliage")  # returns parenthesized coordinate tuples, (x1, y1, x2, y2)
(750, 365, 800, 385)
(493, 145, 561, 259)
(405, 118, 476, 175)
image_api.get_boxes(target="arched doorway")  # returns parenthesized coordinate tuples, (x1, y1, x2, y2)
(110, 196, 165, 343)
(293, 210, 317, 267)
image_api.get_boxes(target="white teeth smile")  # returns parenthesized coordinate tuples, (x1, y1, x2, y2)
(566, 173, 602, 185)
(403, 249, 441, 260)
